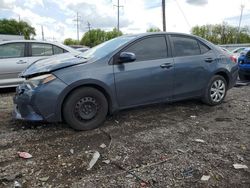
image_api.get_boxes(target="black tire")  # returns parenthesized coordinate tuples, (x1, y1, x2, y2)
(202, 75, 227, 106)
(63, 87, 108, 131)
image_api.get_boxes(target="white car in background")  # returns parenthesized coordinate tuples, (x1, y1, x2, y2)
(76, 47, 90, 53)
(232, 47, 246, 59)
(0, 40, 80, 88)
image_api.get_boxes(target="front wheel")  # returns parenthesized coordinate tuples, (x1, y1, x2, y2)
(202, 75, 227, 106)
(63, 87, 108, 131)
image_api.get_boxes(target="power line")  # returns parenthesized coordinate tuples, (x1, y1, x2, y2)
(113, 0, 123, 32)
(174, 0, 191, 29)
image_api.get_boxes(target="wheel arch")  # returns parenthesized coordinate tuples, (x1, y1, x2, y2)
(56, 80, 115, 122)
(213, 70, 230, 87)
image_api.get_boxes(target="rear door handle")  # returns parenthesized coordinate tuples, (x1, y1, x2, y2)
(204, 57, 214, 63)
(16, 60, 27, 64)
(160, 63, 173, 69)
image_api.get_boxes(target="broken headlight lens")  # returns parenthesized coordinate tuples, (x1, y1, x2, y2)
(26, 74, 56, 88)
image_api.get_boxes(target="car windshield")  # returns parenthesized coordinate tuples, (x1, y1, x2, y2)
(81, 36, 136, 59)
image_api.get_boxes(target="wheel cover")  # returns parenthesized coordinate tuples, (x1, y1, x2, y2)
(74, 97, 99, 121)
(210, 79, 226, 103)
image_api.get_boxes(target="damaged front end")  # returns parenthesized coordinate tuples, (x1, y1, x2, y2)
(13, 53, 88, 122)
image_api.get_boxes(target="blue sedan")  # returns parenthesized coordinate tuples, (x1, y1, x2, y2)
(238, 47, 250, 80)
(13, 32, 238, 130)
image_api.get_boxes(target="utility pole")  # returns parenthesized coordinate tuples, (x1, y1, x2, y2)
(87, 21, 91, 32)
(41, 25, 44, 41)
(236, 4, 245, 44)
(114, 0, 123, 32)
(73, 12, 81, 42)
(18, 15, 21, 36)
(162, 0, 166, 32)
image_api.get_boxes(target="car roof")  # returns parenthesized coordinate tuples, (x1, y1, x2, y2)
(122, 32, 212, 44)
(123, 32, 200, 38)
(121, 32, 215, 49)
(0, 40, 79, 53)
(0, 40, 62, 45)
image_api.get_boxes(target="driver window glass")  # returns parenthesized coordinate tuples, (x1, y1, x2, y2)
(0, 43, 25, 58)
(123, 36, 168, 62)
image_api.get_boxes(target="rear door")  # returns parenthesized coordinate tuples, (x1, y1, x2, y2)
(113, 35, 174, 107)
(26, 42, 53, 65)
(0, 42, 27, 87)
(169, 34, 215, 99)
(26, 43, 66, 66)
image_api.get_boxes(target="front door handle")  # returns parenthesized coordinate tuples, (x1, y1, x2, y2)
(16, 60, 27, 64)
(204, 57, 214, 63)
(160, 63, 173, 69)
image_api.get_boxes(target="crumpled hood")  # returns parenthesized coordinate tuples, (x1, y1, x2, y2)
(21, 53, 88, 78)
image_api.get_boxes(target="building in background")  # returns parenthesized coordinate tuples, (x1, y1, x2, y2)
(0, 34, 25, 41)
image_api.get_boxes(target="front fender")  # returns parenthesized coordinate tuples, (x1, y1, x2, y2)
(54, 79, 119, 121)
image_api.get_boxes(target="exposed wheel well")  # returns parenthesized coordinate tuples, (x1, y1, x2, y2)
(215, 72, 229, 87)
(61, 84, 112, 120)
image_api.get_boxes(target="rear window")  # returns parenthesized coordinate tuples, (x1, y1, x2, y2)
(53, 45, 65, 54)
(31, 43, 53, 56)
(199, 42, 210, 54)
(171, 35, 200, 57)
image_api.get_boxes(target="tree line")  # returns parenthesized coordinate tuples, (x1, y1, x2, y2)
(0, 19, 36, 39)
(191, 23, 250, 44)
(1, 19, 249, 46)
(65, 27, 161, 46)
(64, 28, 122, 47)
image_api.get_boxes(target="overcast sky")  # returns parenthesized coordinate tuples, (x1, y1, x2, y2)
(0, 0, 250, 42)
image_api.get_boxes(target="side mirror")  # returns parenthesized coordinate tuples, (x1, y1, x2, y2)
(119, 52, 136, 63)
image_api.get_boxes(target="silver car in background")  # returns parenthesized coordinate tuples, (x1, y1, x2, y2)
(0, 40, 80, 88)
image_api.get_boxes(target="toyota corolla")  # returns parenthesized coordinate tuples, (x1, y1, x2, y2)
(13, 33, 238, 130)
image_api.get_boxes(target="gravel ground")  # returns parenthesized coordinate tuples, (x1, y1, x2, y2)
(0, 84, 249, 188)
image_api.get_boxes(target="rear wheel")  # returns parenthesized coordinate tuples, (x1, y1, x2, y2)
(202, 75, 227, 106)
(63, 87, 108, 131)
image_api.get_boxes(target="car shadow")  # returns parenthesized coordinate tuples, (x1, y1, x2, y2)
(0, 87, 16, 94)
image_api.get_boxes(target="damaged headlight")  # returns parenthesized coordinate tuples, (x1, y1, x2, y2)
(25, 74, 56, 88)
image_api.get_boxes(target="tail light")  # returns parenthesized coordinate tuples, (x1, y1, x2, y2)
(230, 55, 237, 63)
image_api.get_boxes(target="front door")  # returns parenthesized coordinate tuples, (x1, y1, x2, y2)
(113, 35, 174, 107)
(0, 42, 27, 87)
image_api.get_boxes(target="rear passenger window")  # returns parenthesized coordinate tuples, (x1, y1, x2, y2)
(31, 43, 53, 56)
(199, 42, 210, 54)
(171, 36, 200, 57)
(53, 45, 64, 55)
(124, 36, 168, 61)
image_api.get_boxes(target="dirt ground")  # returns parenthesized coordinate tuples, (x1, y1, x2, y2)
(0, 83, 249, 188)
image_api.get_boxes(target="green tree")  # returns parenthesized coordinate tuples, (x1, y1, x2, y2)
(147, 27, 161, 32)
(0, 19, 36, 39)
(63, 38, 79, 45)
(105, 28, 123, 40)
(191, 23, 250, 44)
(80, 28, 123, 47)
